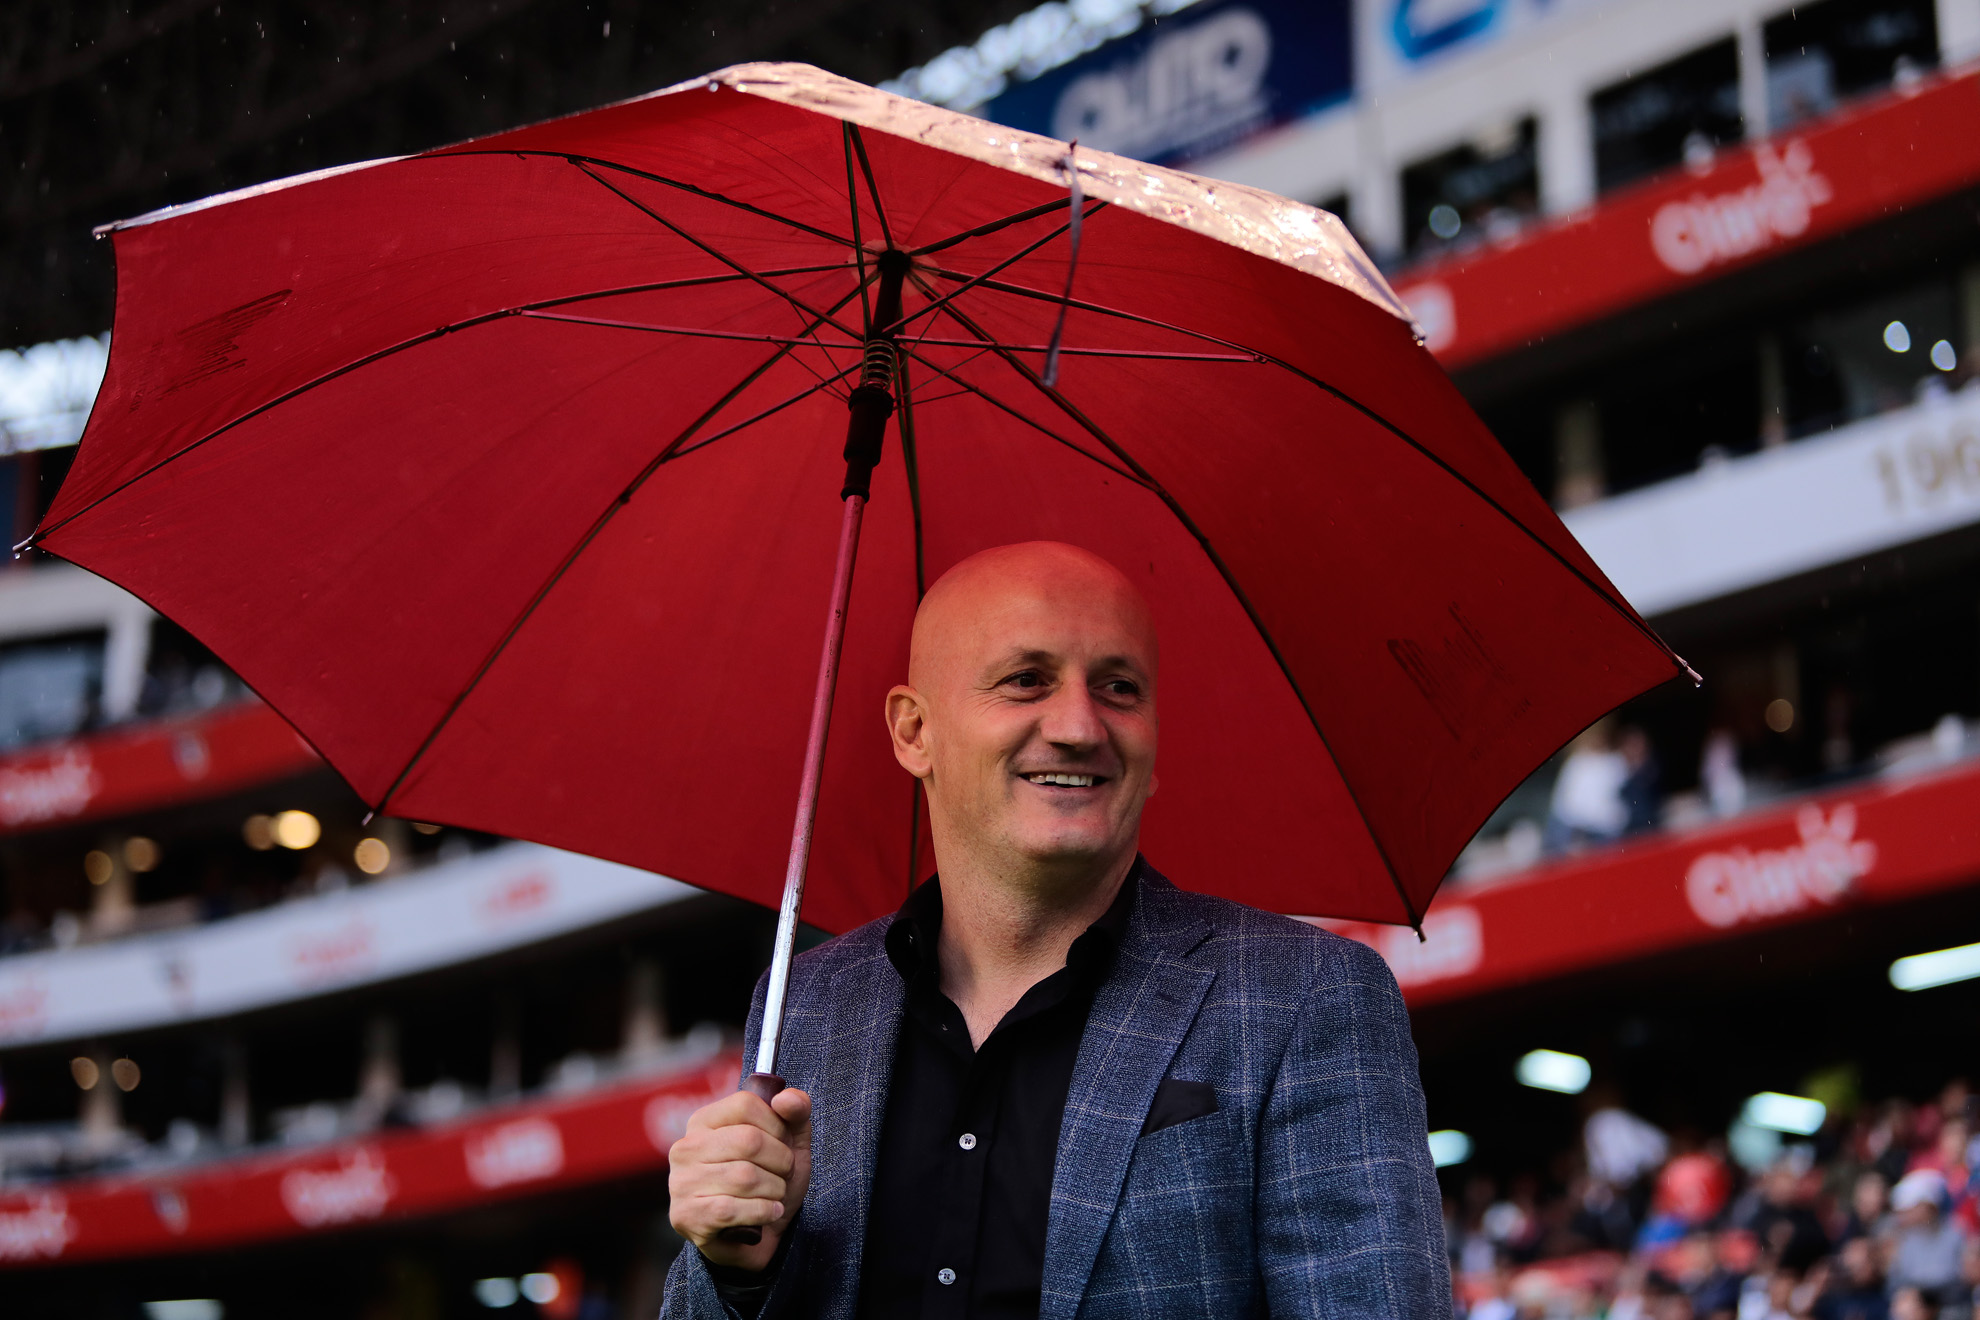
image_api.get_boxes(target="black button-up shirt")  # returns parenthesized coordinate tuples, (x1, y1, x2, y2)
(853, 870, 1136, 1320)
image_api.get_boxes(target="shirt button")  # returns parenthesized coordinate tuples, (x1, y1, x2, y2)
(958, 1133, 977, 1150)
(937, 1268, 957, 1286)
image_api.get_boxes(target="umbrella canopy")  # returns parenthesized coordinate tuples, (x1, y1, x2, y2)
(31, 63, 1687, 934)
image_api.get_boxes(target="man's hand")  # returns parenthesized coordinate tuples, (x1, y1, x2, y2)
(668, 1087, 812, 1272)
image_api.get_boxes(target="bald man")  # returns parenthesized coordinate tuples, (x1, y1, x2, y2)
(663, 543, 1449, 1320)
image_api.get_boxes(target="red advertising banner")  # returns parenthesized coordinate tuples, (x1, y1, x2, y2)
(1394, 69, 1980, 369)
(0, 703, 320, 837)
(0, 1050, 738, 1265)
(1322, 759, 1980, 1006)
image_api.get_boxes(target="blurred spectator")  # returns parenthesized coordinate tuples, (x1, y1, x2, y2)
(1589, 1097, 1672, 1188)
(1470, 1260, 1518, 1320)
(1643, 1152, 1736, 1250)
(1619, 725, 1664, 834)
(1909, 1117, 1973, 1218)
(1816, 1238, 1891, 1320)
(1440, 1074, 1980, 1320)
(1838, 1172, 1894, 1246)
(1742, 1267, 1806, 1320)
(1822, 684, 1858, 775)
(1703, 730, 1748, 818)
(1889, 1172, 1964, 1300)
(1547, 725, 1630, 852)
(1954, 1240, 1980, 1320)
(1486, 1175, 1547, 1263)
(1457, 1174, 1502, 1276)
(1871, 1103, 1923, 1187)
(1674, 1228, 1747, 1317)
(1737, 1159, 1831, 1273)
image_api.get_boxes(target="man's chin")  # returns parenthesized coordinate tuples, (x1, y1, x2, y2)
(1009, 826, 1135, 874)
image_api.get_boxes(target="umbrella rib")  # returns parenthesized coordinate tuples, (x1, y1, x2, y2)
(909, 199, 1076, 257)
(932, 275, 1689, 676)
(895, 354, 928, 600)
(521, 311, 860, 350)
(574, 161, 868, 364)
(444, 150, 857, 248)
(895, 343, 1151, 492)
(664, 361, 864, 462)
(20, 266, 853, 549)
(930, 298, 1426, 927)
(843, 122, 874, 337)
(576, 164, 865, 402)
(919, 270, 1245, 355)
(370, 279, 874, 815)
(845, 125, 895, 249)
(904, 338, 1257, 363)
(889, 201, 1108, 338)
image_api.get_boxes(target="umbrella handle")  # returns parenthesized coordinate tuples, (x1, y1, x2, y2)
(714, 1071, 789, 1246)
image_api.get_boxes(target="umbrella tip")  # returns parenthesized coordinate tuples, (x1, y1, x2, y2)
(1413, 922, 1426, 944)
(360, 810, 374, 826)
(1678, 656, 1703, 688)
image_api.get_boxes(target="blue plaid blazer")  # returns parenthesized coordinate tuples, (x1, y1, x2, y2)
(663, 866, 1451, 1319)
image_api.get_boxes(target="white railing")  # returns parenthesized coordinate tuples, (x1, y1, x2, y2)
(1565, 384, 1980, 618)
(0, 842, 696, 1047)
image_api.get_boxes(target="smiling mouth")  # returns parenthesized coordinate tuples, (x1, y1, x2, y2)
(1023, 772, 1103, 787)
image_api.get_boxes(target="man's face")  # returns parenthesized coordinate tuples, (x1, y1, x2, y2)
(889, 545, 1158, 876)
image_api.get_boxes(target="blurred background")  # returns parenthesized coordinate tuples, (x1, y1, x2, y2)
(3, 0, 1978, 1316)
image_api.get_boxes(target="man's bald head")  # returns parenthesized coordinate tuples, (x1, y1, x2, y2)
(887, 542, 1159, 889)
(909, 542, 1158, 695)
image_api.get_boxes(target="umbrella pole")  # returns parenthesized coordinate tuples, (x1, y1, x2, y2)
(736, 250, 909, 1094)
(749, 487, 867, 1097)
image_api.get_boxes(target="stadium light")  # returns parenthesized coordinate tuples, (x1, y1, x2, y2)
(1741, 1091, 1826, 1135)
(520, 1273, 560, 1304)
(272, 810, 321, 850)
(1427, 1130, 1473, 1167)
(1889, 940, 1980, 991)
(473, 1278, 519, 1308)
(1515, 1049, 1591, 1094)
(142, 1303, 222, 1320)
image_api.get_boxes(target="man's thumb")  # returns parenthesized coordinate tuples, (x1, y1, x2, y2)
(772, 1087, 813, 1139)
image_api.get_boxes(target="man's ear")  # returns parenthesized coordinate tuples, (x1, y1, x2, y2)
(885, 685, 933, 780)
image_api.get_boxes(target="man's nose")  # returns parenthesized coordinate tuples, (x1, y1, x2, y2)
(1039, 682, 1106, 750)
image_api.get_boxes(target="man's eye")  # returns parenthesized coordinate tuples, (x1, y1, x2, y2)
(1103, 680, 1140, 698)
(1006, 671, 1042, 689)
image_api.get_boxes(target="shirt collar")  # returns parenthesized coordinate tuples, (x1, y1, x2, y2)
(884, 856, 1141, 988)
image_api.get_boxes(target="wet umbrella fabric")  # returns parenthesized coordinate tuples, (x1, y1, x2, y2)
(32, 63, 1685, 945)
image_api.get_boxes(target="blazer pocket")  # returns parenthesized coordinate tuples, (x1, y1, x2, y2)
(1141, 1077, 1219, 1136)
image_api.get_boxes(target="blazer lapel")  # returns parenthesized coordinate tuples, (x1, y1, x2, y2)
(1039, 877, 1214, 1320)
(804, 937, 905, 1320)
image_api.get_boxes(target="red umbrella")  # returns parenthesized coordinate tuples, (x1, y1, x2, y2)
(27, 63, 1687, 1093)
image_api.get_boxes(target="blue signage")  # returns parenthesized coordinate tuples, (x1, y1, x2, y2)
(1390, 0, 1500, 61)
(978, 0, 1353, 168)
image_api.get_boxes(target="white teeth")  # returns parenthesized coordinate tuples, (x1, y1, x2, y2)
(1026, 773, 1096, 787)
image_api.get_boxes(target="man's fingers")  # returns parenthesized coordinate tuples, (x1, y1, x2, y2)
(684, 1091, 787, 1138)
(690, 1158, 788, 1203)
(690, 1194, 786, 1234)
(680, 1124, 795, 1176)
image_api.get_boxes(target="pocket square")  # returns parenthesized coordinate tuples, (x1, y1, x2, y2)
(1142, 1078, 1219, 1136)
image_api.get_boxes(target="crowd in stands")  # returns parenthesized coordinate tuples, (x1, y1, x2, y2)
(1450, 1081, 1980, 1320)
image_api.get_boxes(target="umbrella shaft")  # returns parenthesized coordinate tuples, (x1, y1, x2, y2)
(755, 491, 868, 1078)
